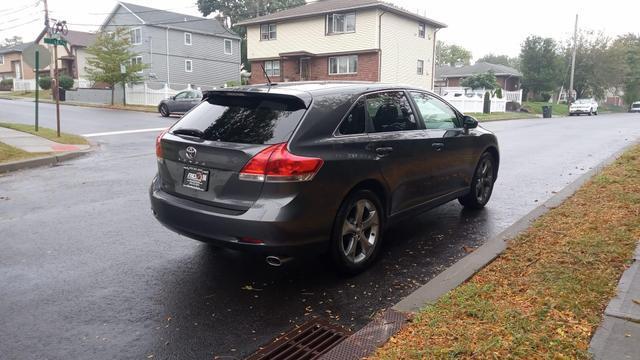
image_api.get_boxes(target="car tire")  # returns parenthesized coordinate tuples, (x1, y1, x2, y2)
(459, 152, 496, 209)
(588, 108, 593, 116)
(330, 189, 384, 275)
(159, 104, 170, 117)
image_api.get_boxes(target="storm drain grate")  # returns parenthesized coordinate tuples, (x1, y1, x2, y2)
(247, 319, 351, 360)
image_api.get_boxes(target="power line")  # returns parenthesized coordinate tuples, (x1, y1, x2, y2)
(0, 18, 40, 32)
(0, 0, 40, 16)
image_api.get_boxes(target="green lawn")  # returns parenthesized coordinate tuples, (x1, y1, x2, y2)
(3, 90, 52, 99)
(0, 142, 47, 163)
(521, 102, 569, 116)
(468, 112, 537, 122)
(0, 123, 88, 145)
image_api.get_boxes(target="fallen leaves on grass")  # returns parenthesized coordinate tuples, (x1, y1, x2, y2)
(373, 145, 640, 359)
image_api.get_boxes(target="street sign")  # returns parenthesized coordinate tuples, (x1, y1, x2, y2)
(22, 43, 51, 69)
(43, 37, 67, 46)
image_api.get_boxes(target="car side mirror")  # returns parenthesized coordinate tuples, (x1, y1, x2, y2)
(170, 96, 176, 100)
(463, 115, 478, 129)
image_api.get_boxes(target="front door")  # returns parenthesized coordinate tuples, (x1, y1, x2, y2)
(299, 58, 310, 81)
(12, 61, 21, 79)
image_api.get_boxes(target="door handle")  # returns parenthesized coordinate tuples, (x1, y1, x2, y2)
(432, 142, 445, 151)
(375, 147, 394, 156)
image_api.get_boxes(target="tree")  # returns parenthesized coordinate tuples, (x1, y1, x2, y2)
(476, 53, 520, 69)
(564, 31, 626, 99)
(2, 36, 22, 47)
(461, 71, 499, 90)
(610, 33, 640, 105)
(85, 28, 146, 105)
(436, 41, 472, 66)
(519, 36, 563, 100)
(197, 0, 306, 69)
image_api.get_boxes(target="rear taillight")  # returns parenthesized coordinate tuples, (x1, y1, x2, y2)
(156, 129, 168, 158)
(239, 143, 323, 182)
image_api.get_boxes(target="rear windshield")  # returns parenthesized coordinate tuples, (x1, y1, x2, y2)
(171, 93, 307, 144)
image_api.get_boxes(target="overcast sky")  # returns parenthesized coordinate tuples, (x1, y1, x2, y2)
(2, 0, 638, 59)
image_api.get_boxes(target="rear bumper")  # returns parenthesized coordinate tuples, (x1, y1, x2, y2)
(149, 177, 330, 256)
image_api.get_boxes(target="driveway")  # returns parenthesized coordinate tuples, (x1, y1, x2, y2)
(1, 99, 639, 359)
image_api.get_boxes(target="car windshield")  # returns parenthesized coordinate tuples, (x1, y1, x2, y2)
(633, 103, 640, 108)
(170, 93, 307, 145)
(575, 99, 591, 104)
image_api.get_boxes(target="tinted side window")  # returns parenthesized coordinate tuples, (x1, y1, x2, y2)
(174, 91, 188, 100)
(338, 99, 365, 135)
(410, 92, 458, 130)
(366, 92, 417, 133)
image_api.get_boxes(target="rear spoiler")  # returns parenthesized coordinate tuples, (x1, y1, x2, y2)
(202, 89, 312, 108)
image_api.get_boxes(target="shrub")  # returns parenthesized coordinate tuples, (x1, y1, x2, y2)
(58, 75, 74, 90)
(494, 87, 503, 99)
(540, 92, 552, 102)
(224, 80, 239, 88)
(483, 91, 491, 114)
(39, 77, 52, 90)
(0, 79, 13, 86)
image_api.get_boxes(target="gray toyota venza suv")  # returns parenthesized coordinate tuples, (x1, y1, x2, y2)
(150, 82, 499, 274)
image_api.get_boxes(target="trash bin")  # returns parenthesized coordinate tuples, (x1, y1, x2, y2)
(542, 105, 552, 118)
(58, 87, 66, 101)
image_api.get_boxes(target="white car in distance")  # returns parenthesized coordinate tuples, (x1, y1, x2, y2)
(569, 98, 598, 116)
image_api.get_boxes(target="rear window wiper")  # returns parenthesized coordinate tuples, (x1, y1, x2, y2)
(172, 128, 204, 138)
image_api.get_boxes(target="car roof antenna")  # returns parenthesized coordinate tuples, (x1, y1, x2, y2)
(260, 64, 272, 87)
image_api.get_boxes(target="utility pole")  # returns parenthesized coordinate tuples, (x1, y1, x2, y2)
(43, 0, 54, 80)
(568, 14, 578, 106)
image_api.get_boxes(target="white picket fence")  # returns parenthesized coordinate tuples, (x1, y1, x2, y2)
(443, 92, 507, 113)
(124, 83, 205, 106)
(438, 87, 523, 104)
(13, 79, 38, 91)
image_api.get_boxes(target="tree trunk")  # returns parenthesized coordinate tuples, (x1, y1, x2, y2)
(111, 86, 114, 105)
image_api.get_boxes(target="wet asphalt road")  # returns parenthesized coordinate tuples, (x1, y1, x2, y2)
(1, 98, 639, 359)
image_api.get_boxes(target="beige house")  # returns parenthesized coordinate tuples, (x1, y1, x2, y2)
(0, 43, 34, 80)
(237, 0, 446, 89)
(35, 30, 96, 83)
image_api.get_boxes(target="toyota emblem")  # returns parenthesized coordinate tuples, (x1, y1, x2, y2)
(185, 146, 197, 160)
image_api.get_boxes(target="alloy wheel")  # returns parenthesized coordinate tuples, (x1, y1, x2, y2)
(475, 158, 494, 204)
(341, 199, 380, 264)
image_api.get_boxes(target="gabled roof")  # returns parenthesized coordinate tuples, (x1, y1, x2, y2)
(436, 62, 522, 79)
(35, 29, 96, 48)
(0, 42, 31, 55)
(236, 0, 447, 28)
(102, 2, 239, 39)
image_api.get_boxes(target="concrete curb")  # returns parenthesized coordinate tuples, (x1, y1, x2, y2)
(0, 146, 94, 174)
(394, 140, 638, 313)
(332, 140, 639, 360)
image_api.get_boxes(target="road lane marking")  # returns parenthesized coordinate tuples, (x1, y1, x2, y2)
(82, 128, 167, 137)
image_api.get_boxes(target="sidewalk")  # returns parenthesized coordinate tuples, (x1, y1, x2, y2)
(0, 127, 90, 153)
(590, 243, 640, 359)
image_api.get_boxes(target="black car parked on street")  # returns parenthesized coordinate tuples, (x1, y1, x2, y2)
(150, 82, 500, 273)
(158, 89, 203, 117)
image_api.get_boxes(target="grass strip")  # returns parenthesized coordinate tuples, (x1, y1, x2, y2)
(374, 144, 640, 359)
(0, 142, 48, 163)
(469, 112, 537, 122)
(0, 123, 88, 145)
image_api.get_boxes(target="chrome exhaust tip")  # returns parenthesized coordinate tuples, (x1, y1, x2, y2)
(266, 256, 292, 267)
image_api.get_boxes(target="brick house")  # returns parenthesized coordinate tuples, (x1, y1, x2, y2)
(237, 0, 446, 88)
(435, 62, 522, 91)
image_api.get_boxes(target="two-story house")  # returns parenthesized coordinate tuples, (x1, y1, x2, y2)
(0, 43, 32, 81)
(101, 2, 241, 89)
(237, 0, 446, 89)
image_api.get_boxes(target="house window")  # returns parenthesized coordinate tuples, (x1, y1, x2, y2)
(131, 56, 143, 73)
(329, 55, 357, 75)
(264, 60, 280, 76)
(185, 59, 193, 72)
(418, 23, 426, 38)
(417, 60, 424, 75)
(0, 55, 3, 65)
(224, 39, 232, 55)
(327, 12, 356, 34)
(184, 32, 192, 45)
(129, 27, 141, 45)
(260, 24, 277, 40)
